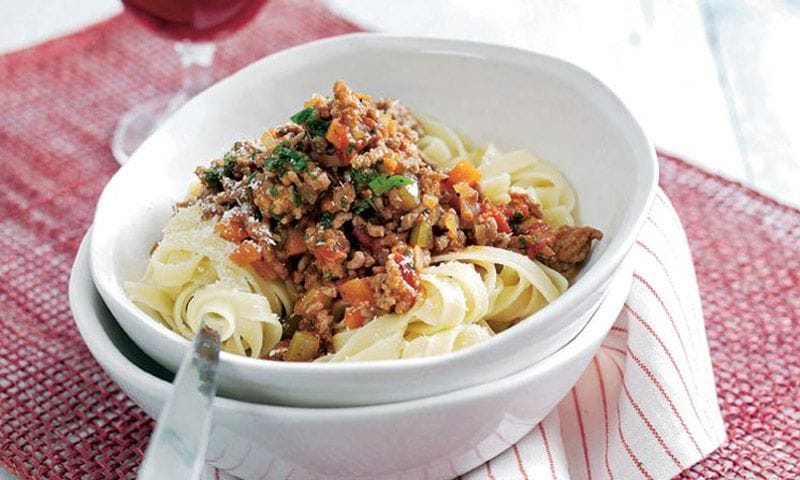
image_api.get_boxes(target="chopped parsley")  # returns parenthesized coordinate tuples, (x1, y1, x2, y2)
(290, 107, 316, 124)
(518, 237, 527, 248)
(264, 145, 309, 175)
(319, 211, 334, 229)
(340, 196, 349, 208)
(268, 186, 278, 196)
(204, 168, 222, 189)
(353, 198, 378, 215)
(509, 211, 524, 228)
(368, 174, 414, 196)
(289, 107, 330, 137)
(349, 167, 378, 187)
(292, 191, 302, 207)
(204, 150, 243, 188)
(346, 142, 355, 156)
(247, 172, 257, 183)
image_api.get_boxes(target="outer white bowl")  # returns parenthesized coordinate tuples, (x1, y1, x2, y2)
(90, 34, 656, 407)
(73, 233, 631, 479)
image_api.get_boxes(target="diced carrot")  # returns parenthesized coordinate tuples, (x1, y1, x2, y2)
(229, 242, 261, 266)
(326, 118, 350, 153)
(338, 278, 373, 305)
(314, 244, 346, 263)
(285, 229, 307, 256)
(381, 155, 399, 174)
(215, 221, 248, 243)
(343, 307, 367, 329)
(448, 159, 481, 186)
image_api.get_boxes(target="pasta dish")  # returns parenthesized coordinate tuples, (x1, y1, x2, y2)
(126, 81, 602, 362)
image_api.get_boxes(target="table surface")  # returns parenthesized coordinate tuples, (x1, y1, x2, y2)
(1, 1, 797, 479)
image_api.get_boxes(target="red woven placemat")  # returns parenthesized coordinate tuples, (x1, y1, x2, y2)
(0, 1, 797, 478)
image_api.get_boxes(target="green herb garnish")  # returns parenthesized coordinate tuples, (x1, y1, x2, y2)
(289, 107, 330, 137)
(349, 167, 378, 186)
(264, 145, 310, 175)
(368, 174, 414, 196)
(346, 142, 355, 156)
(292, 191, 302, 207)
(353, 198, 378, 215)
(222, 151, 238, 177)
(509, 211, 524, 229)
(268, 186, 278, 196)
(290, 107, 316, 125)
(204, 169, 222, 189)
(319, 211, 334, 229)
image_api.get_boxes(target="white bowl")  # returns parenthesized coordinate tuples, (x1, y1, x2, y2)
(90, 34, 656, 407)
(73, 233, 631, 479)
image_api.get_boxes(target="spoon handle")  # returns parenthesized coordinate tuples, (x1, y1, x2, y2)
(137, 324, 221, 480)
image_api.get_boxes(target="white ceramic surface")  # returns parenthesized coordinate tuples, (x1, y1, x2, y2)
(90, 34, 656, 407)
(72, 233, 632, 479)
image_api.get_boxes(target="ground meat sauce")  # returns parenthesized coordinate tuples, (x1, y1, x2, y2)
(189, 81, 602, 361)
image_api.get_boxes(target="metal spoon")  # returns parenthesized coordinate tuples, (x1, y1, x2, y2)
(137, 321, 221, 480)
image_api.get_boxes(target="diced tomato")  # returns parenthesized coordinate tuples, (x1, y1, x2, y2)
(229, 242, 261, 266)
(527, 240, 550, 258)
(285, 229, 307, 256)
(448, 159, 481, 186)
(480, 201, 511, 234)
(215, 220, 248, 243)
(493, 211, 512, 233)
(392, 250, 420, 292)
(251, 259, 279, 280)
(338, 278, 373, 305)
(522, 220, 550, 235)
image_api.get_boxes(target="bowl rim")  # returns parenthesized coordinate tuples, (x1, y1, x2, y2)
(90, 32, 657, 374)
(74, 231, 631, 415)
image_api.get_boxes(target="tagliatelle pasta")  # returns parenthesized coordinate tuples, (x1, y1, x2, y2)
(127, 81, 602, 362)
(126, 206, 292, 358)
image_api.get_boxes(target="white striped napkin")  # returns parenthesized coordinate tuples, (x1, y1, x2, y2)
(204, 189, 726, 480)
(460, 189, 726, 480)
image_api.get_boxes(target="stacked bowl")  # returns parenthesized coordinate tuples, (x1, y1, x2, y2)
(72, 34, 657, 479)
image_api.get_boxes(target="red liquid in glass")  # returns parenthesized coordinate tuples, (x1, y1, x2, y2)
(123, 0, 268, 41)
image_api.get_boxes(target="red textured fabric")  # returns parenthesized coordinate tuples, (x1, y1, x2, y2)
(0, 1, 797, 478)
